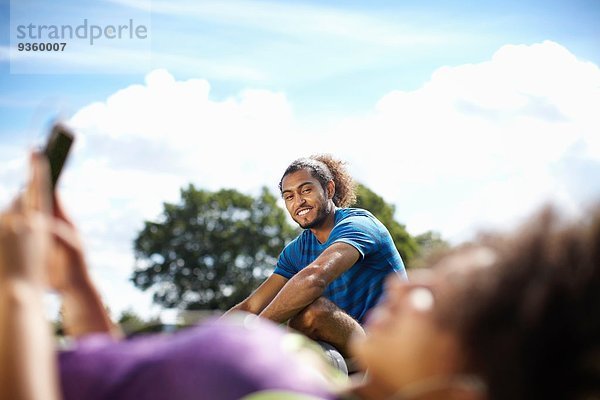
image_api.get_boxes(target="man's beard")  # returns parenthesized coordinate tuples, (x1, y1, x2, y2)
(297, 203, 332, 229)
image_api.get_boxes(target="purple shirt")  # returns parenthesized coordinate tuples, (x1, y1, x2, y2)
(59, 315, 338, 400)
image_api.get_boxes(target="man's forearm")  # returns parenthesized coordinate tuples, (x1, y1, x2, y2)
(222, 301, 254, 317)
(223, 273, 289, 318)
(258, 272, 326, 323)
(260, 243, 359, 323)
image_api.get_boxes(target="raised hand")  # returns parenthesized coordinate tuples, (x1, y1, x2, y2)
(0, 152, 61, 400)
(46, 193, 91, 294)
(0, 152, 52, 287)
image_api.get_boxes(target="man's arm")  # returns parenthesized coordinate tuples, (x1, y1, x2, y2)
(259, 242, 360, 323)
(224, 273, 288, 316)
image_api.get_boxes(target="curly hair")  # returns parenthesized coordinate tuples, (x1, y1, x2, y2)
(449, 206, 600, 400)
(278, 154, 357, 208)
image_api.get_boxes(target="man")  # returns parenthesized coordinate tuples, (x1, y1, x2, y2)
(227, 154, 407, 359)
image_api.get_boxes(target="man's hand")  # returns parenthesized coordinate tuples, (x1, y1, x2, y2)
(224, 273, 288, 317)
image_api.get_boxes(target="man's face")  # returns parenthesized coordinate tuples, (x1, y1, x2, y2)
(281, 169, 332, 230)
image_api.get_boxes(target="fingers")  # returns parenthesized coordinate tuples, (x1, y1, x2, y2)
(49, 217, 83, 256)
(0, 209, 85, 290)
(4, 151, 51, 216)
(0, 211, 52, 286)
(8, 190, 25, 214)
(52, 192, 75, 227)
(46, 212, 90, 294)
(0, 210, 44, 238)
(23, 151, 52, 216)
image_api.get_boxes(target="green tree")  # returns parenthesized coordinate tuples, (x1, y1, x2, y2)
(118, 309, 154, 335)
(131, 185, 296, 311)
(354, 183, 419, 264)
(410, 230, 450, 269)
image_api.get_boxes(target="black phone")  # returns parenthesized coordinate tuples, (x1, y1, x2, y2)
(43, 123, 75, 190)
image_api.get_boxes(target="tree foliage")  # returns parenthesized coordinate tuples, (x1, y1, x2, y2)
(410, 230, 450, 269)
(354, 183, 419, 264)
(131, 181, 443, 311)
(131, 185, 296, 310)
(117, 309, 157, 335)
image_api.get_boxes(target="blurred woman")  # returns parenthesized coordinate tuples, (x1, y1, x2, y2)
(349, 206, 599, 399)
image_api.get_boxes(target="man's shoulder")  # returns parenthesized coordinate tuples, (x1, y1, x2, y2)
(334, 208, 380, 228)
(332, 208, 393, 245)
(335, 207, 376, 221)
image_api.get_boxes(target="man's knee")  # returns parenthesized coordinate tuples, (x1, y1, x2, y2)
(288, 297, 336, 336)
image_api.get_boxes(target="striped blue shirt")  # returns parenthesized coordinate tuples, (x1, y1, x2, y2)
(273, 208, 407, 323)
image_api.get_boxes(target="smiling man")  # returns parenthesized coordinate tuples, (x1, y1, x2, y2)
(226, 154, 407, 365)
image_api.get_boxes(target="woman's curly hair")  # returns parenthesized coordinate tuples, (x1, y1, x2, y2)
(278, 154, 357, 208)
(448, 206, 600, 400)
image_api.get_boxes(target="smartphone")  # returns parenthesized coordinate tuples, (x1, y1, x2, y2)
(43, 123, 75, 190)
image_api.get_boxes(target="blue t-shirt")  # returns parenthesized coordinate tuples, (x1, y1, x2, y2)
(273, 208, 407, 323)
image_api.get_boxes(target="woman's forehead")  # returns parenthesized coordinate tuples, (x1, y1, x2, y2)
(411, 246, 497, 285)
(436, 246, 496, 274)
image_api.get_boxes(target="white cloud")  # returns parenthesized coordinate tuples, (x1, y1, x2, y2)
(4, 40, 596, 319)
(321, 40, 600, 240)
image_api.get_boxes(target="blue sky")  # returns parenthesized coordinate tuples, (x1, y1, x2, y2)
(1, 0, 599, 319)
(3, 1, 599, 128)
